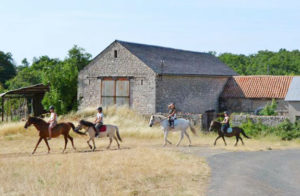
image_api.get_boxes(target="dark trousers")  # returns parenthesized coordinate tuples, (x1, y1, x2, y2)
(95, 122, 103, 135)
(169, 118, 175, 128)
(221, 124, 229, 133)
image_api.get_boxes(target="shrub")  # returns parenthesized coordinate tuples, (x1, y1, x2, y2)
(240, 118, 300, 140)
(259, 99, 278, 116)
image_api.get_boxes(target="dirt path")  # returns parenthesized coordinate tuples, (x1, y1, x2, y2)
(179, 147, 300, 196)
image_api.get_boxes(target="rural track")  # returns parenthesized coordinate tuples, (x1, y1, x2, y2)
(179, 147, 300, 196)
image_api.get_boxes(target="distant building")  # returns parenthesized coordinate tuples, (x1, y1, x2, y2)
(219, 76, 293, 115)
(285, 76, 300, 123)
(78, 40, 237, 114)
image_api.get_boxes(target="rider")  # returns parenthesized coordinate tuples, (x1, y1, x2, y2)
(168, 103, 177, 128)
(221, 111, 230, 134)
(94, 107, 104, 137)
(48, 106, 57, 140)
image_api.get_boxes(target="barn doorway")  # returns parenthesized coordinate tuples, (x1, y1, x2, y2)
(205, 109, 215, 131)
(101, 78, 130, 106)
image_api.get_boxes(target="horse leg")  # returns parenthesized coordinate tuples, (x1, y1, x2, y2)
(184, 132, 192, 146)
(32, 137, 42, 154)
(92, 139, 96, 151)
(163, 130, 169, 147)
(63, 135, 68, 153)
(87, 138, 92, 149)
(43, 138, 51, 153)
(107, 137, 113, 149)
(239, 136, 245, 145)
(166, 139, 172, 145)
(68, 135, 76, 150)
(214, 136, 221, 146)
(235, 136, 239, 146)
(176, 131, 184, 147)
(113, 135, 120, 149)
(222, 136, 227, 146)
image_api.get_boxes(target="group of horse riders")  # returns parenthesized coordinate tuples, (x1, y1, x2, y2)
(47, 103, 230, 140)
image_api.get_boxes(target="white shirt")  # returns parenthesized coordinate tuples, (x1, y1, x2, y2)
(50, 113, 57, 122)
(97, 113, 104, 123)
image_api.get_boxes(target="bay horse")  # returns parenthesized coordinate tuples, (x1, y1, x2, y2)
(149, 115, 197, 147)
(24, 116, 85, 154)
(209, 121, 251, 146)
(74, 120, 122, 151)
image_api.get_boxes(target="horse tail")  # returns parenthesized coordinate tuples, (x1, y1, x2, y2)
(68, 122, 86, 135)
(189, 121, 197, 135)
(241, 129, 251, 139)
(115, 126, 122, 142)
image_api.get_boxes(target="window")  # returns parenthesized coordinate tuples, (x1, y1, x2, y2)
(114, 50, 117, 58)
(101, 78, 130, 106)
(141, 79, 143, 85)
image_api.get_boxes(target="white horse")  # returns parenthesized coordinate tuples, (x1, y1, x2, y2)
(149, 115, 197, 147)
(74, 120, 122, 151)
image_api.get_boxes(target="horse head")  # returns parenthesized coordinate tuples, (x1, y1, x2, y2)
(149, 115, 154, 127)
(24, 116, 34, 129)
(208, 120, 220, 132)
(149, 115, 164, 127)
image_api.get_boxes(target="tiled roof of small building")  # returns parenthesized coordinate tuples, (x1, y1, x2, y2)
(221, 76, 293, 99)
(117, 40, 237, 76)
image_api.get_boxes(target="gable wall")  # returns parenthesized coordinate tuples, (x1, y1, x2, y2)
(78, 42, 156, 114)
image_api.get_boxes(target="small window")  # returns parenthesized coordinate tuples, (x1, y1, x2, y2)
(114, 50, 117, 58)
(141, 80, 143, 85)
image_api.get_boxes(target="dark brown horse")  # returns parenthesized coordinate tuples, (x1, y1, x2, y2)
(24, 116, 85, 154)
(209, 121, 251, 146)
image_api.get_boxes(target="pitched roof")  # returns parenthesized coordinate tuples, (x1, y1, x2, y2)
(117, 40, 237, 76)
(221, 76, 293, 99)
(285, 76, 300, 101)
(0, 84, 49, 98)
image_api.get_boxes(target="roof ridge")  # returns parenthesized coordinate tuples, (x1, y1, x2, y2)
(116, 40, 210, 55)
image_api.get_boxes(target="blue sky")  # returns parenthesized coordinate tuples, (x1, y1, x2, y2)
(1, 0, 300, 64)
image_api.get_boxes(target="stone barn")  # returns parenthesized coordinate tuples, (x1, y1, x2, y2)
(219, 76, 293, 115)
(78, 40, 236, 114)
(285, 76, 300, 123)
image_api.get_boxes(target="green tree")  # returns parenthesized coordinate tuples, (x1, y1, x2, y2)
(0, 51, 16, 87)
(42, 46, 91, 114)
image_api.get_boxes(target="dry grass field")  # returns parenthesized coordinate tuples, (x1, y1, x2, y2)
(1, 106, 300, 196)
(0, 107, 210, 196)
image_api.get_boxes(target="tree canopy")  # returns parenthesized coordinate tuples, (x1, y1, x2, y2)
(4, 45, 91, 114)
(0, 51, 16, 87)
(218, 49, 300, 75)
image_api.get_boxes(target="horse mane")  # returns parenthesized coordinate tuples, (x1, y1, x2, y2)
(79, 119, 95, 127)
(153, 114, 167, 120)
(30, 116, 48, 124)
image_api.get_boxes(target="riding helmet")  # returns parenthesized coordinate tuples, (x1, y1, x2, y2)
(49, 105, 54, 110)
(97, 107, 102, 112)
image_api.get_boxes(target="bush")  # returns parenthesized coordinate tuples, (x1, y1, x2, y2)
(240, 118, 300, 140)
(259, 99, 278, 116)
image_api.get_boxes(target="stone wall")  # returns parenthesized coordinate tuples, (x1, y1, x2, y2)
(231, 114, 288, 127)
(220, 98, 289, 115)
(156, 76, 229, 114)
(78, 42, 157, 114)
(287, 101, 300, 123)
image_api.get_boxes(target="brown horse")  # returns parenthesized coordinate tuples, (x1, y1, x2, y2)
(24, 116, 85, 154)
(209, 121, 251, 146)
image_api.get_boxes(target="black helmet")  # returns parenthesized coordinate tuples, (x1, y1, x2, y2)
(97, 107, 102, 112)
(224, 111, 228, 115)
(49, 106, 54, 110)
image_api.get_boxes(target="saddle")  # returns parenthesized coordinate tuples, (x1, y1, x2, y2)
(95, 125, 107, 132)
(227, 127, 233, 133)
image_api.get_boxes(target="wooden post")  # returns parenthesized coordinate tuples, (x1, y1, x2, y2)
(1, 97, 4, 122)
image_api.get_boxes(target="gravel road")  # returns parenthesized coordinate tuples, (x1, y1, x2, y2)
(179, 147, 300, 196)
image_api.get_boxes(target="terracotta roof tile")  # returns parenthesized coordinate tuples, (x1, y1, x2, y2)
(221, 76, 293, 99)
